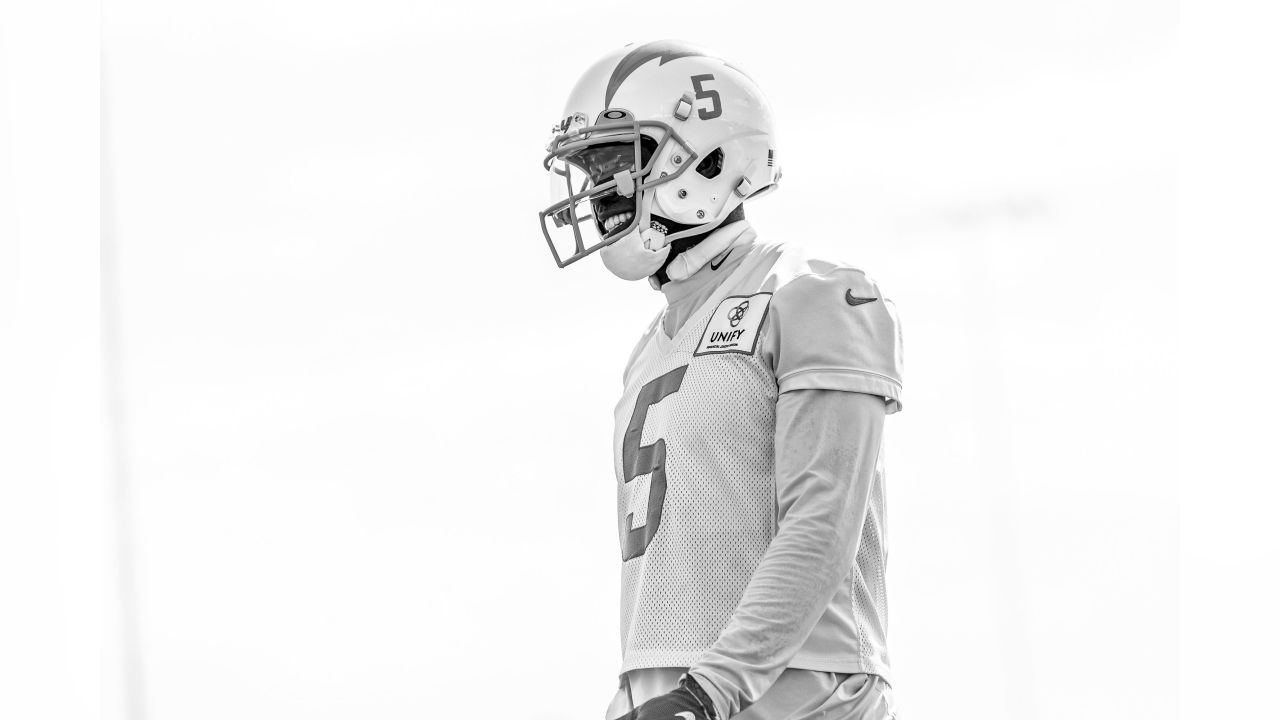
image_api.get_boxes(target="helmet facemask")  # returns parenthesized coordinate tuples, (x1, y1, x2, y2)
(564, 136, 659, 243)
(539, 110, 697, 269)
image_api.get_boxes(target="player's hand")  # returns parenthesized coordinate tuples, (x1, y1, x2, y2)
(613, 674, 718, 720)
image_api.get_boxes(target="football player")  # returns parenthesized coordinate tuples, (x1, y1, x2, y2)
(538, 40, 904, 720)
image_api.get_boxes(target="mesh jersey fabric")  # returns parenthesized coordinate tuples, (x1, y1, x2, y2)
(613, 234, 904, 681)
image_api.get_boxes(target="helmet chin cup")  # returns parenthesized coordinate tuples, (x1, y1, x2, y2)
(600, 225, 671, 281)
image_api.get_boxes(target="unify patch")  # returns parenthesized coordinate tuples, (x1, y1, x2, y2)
(694, 292, 773, 356)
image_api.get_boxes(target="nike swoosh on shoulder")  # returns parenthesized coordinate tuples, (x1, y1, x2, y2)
(709, 249, 733, 271)
(845, 289, 877, 306)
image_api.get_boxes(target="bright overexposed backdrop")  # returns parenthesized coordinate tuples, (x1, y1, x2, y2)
(101, 2, 1176, 719)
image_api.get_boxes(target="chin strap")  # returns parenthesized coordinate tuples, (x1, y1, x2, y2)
(653, 221, 753, 289)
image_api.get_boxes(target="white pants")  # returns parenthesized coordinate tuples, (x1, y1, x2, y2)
(606, 667, 896, 720)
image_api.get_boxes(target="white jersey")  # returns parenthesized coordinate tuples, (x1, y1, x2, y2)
(613, 231, 904, 680)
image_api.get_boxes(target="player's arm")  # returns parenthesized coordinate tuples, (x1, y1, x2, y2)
(685, 268, 905, 719)
(683, 389, 884, 718)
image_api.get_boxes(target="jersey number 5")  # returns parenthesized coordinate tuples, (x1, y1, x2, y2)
(620, 365, 688, 561)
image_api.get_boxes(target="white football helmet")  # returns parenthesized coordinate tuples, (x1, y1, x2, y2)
(538, 40, 780, 279)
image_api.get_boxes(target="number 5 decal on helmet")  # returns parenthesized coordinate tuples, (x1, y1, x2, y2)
(691, 74, 722, 120)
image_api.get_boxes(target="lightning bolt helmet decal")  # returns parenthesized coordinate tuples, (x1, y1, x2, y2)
(604, 40, 713, 108)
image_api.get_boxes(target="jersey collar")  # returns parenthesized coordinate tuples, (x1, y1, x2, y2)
(655, 222, 759, 343)
(654, 220, 756, 300)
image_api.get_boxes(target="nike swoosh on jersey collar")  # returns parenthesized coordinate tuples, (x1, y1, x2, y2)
(708, 248, 734, 271)
(845, 290, 878, 306)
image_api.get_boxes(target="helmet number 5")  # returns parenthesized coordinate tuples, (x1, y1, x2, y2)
(691, 74, 722, 120)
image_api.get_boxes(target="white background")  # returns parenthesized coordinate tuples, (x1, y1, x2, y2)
(2, 1, 1277, 719)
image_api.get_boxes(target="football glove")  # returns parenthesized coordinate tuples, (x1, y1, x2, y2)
(614, 674, 718, 720)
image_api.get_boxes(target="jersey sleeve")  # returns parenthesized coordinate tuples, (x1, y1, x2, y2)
(760, 267, 904, 413)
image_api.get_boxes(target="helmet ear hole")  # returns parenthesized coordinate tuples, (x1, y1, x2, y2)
(695, 147, 724, 179)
